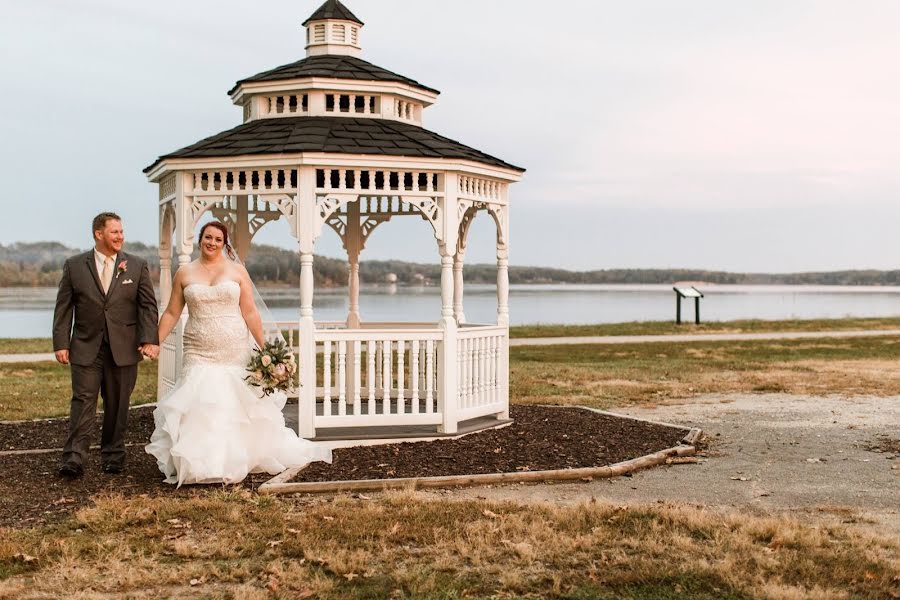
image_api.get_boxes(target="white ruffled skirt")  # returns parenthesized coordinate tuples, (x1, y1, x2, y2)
(145, 364, 331, 487)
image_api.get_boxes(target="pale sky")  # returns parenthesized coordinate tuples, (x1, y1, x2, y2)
(1, 0, 898, 272)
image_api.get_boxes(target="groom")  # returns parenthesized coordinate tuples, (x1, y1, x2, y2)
(53, 212, 160, 478)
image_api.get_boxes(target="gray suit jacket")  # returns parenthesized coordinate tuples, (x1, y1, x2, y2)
(53, 250, 159, 367)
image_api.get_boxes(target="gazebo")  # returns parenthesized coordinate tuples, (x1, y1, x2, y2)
(144, 0, 524, 439)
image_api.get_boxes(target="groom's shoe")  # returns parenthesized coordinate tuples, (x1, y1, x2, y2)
(101, 463, 123, 475)
(59, 462, 84, 479)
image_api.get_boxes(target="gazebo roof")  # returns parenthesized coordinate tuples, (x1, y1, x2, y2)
(144, 116, 524, 173)
(228, 55, 438, 96)
(302, 0, 363, 27)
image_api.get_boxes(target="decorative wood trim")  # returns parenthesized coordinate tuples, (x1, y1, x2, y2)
(159, 174, 176, 202)
(146, 155, 522, 185)
(231, 78, 438, 107)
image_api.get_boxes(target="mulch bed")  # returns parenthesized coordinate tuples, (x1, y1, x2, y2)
(0, 405, 689, 529)
(1, 406, 157, 451)
(293, 405, 688, 483)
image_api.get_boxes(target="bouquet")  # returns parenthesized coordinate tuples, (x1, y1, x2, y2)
(245, 339, 297, 396)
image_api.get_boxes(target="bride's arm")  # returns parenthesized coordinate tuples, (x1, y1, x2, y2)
(237, 265, 266, 348)
(157, 269, 187, 344)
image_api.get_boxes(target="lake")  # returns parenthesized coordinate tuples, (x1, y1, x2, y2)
(2, 284, 899, 339)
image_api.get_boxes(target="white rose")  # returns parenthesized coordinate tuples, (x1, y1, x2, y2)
(261, 355, 272, 367)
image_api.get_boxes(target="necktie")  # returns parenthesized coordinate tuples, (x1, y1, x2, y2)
(101, 257, 112, 294)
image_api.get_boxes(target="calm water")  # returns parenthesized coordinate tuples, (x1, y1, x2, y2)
(2, 284, 899, 338)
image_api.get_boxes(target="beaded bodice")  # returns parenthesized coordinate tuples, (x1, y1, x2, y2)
(182, 281, 250, 370)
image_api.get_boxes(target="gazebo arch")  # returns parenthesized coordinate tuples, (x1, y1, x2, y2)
(145, 0, 524, 439)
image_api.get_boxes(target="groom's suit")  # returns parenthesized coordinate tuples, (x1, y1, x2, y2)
(53, 250, 158, 469)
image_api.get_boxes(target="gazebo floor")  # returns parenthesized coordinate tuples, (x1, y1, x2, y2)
(281, 400, 511, 442)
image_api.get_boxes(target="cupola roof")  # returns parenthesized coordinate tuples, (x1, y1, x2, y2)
(302, 0, 363, 26)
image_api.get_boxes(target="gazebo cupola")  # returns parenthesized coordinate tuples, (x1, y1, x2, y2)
(230, 0, 437, 126)
(303, 0, 363, 57)
(147, 0, 524, 441)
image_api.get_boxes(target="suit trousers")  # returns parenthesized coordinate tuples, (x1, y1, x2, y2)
(62, 341, 138, 468)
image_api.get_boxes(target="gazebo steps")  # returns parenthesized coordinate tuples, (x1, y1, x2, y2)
(281, 401, 511, 443)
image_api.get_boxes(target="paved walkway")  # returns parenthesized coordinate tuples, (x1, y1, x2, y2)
(442, 392, 900, 537)
(508, 328, 900, 346)
(0, 353, 55, 363)
(1, 329, 899, 363)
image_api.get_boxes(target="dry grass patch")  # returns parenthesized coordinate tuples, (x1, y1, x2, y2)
(511, 336, 900, 408)
(1, 491, 898, 599)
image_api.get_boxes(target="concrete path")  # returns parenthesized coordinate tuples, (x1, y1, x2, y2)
(438, 393, 900, 536)
(509, 328, 900, 346)
(1, 329, 899, 363)
(0, 353, 55, 363)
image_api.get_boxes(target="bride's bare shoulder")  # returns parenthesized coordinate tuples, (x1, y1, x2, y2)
(173, 262, 207, 288)
(173, 263, 197, 281)
(230, 261, 250, 278)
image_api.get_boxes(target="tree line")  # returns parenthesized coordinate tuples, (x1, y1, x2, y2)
(1, 241, 898, 287)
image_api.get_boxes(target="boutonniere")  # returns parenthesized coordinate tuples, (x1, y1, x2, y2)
(116, 260, 127, 279)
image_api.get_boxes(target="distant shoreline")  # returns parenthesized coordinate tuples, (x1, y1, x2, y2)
(1, 241, 898, 287)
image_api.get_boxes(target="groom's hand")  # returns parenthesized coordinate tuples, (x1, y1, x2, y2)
(55, 349, 70, 365)
(139, 344, 160, 360)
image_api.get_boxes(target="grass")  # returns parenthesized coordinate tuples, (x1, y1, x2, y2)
(1, 491, 897, 599)
(510, 316, 900, 338)
(0, 360, 157, 421)
(0, 338, 53, 354)
(3, 333, 900, 596)
(510, 335, 900, 410)
(4, 316, 900, 355)
(3, 335, 900, 421)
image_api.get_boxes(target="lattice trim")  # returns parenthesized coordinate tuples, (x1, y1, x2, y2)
(159, 174, 176, 201)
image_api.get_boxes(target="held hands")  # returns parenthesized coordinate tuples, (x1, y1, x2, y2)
(55, 349, 70, 365)
(139, 344, 160, 360)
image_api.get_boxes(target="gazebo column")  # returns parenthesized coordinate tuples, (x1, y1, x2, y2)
(158, 203, 174, 310)
(296, 169, 318, 438)
(495, 200, 510, 420)
(453, 250, 466, 325)
(345, 200, 362, 329)
(298, 251, 316, 439)
(159, 248, 172, 308)
(232, 195, 251, 262)
(497, 249, 510, 327)
(437, 175, 460, 434)
(158, 173, 194, 400)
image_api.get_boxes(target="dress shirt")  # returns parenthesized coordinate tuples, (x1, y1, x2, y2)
(94, 248, 117, 292)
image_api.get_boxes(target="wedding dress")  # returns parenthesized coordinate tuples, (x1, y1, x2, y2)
(145, 281, 331, 486)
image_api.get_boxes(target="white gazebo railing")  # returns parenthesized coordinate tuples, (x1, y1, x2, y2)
(315, 326, 443, 428)
(267, 320, 509, 435)
(160, 319, 510, 427)
(456, 325, 509, 423)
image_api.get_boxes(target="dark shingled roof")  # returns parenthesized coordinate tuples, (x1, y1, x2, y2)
(144, 116, 523, 173)
(302, 0, 363, 27)
(229, 55, 438, 96)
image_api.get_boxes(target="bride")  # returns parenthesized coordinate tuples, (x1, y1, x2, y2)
(146, 221, 331, 486)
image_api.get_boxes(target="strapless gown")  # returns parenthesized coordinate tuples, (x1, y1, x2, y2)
(145, 281, 331, 486)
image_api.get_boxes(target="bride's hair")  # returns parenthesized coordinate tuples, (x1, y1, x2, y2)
(199, 221, 236, 260)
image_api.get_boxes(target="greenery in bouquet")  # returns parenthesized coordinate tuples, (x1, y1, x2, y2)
(245, 338, 297, 396)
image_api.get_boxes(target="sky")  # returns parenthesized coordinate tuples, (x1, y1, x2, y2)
(1, 0, 898, 273)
